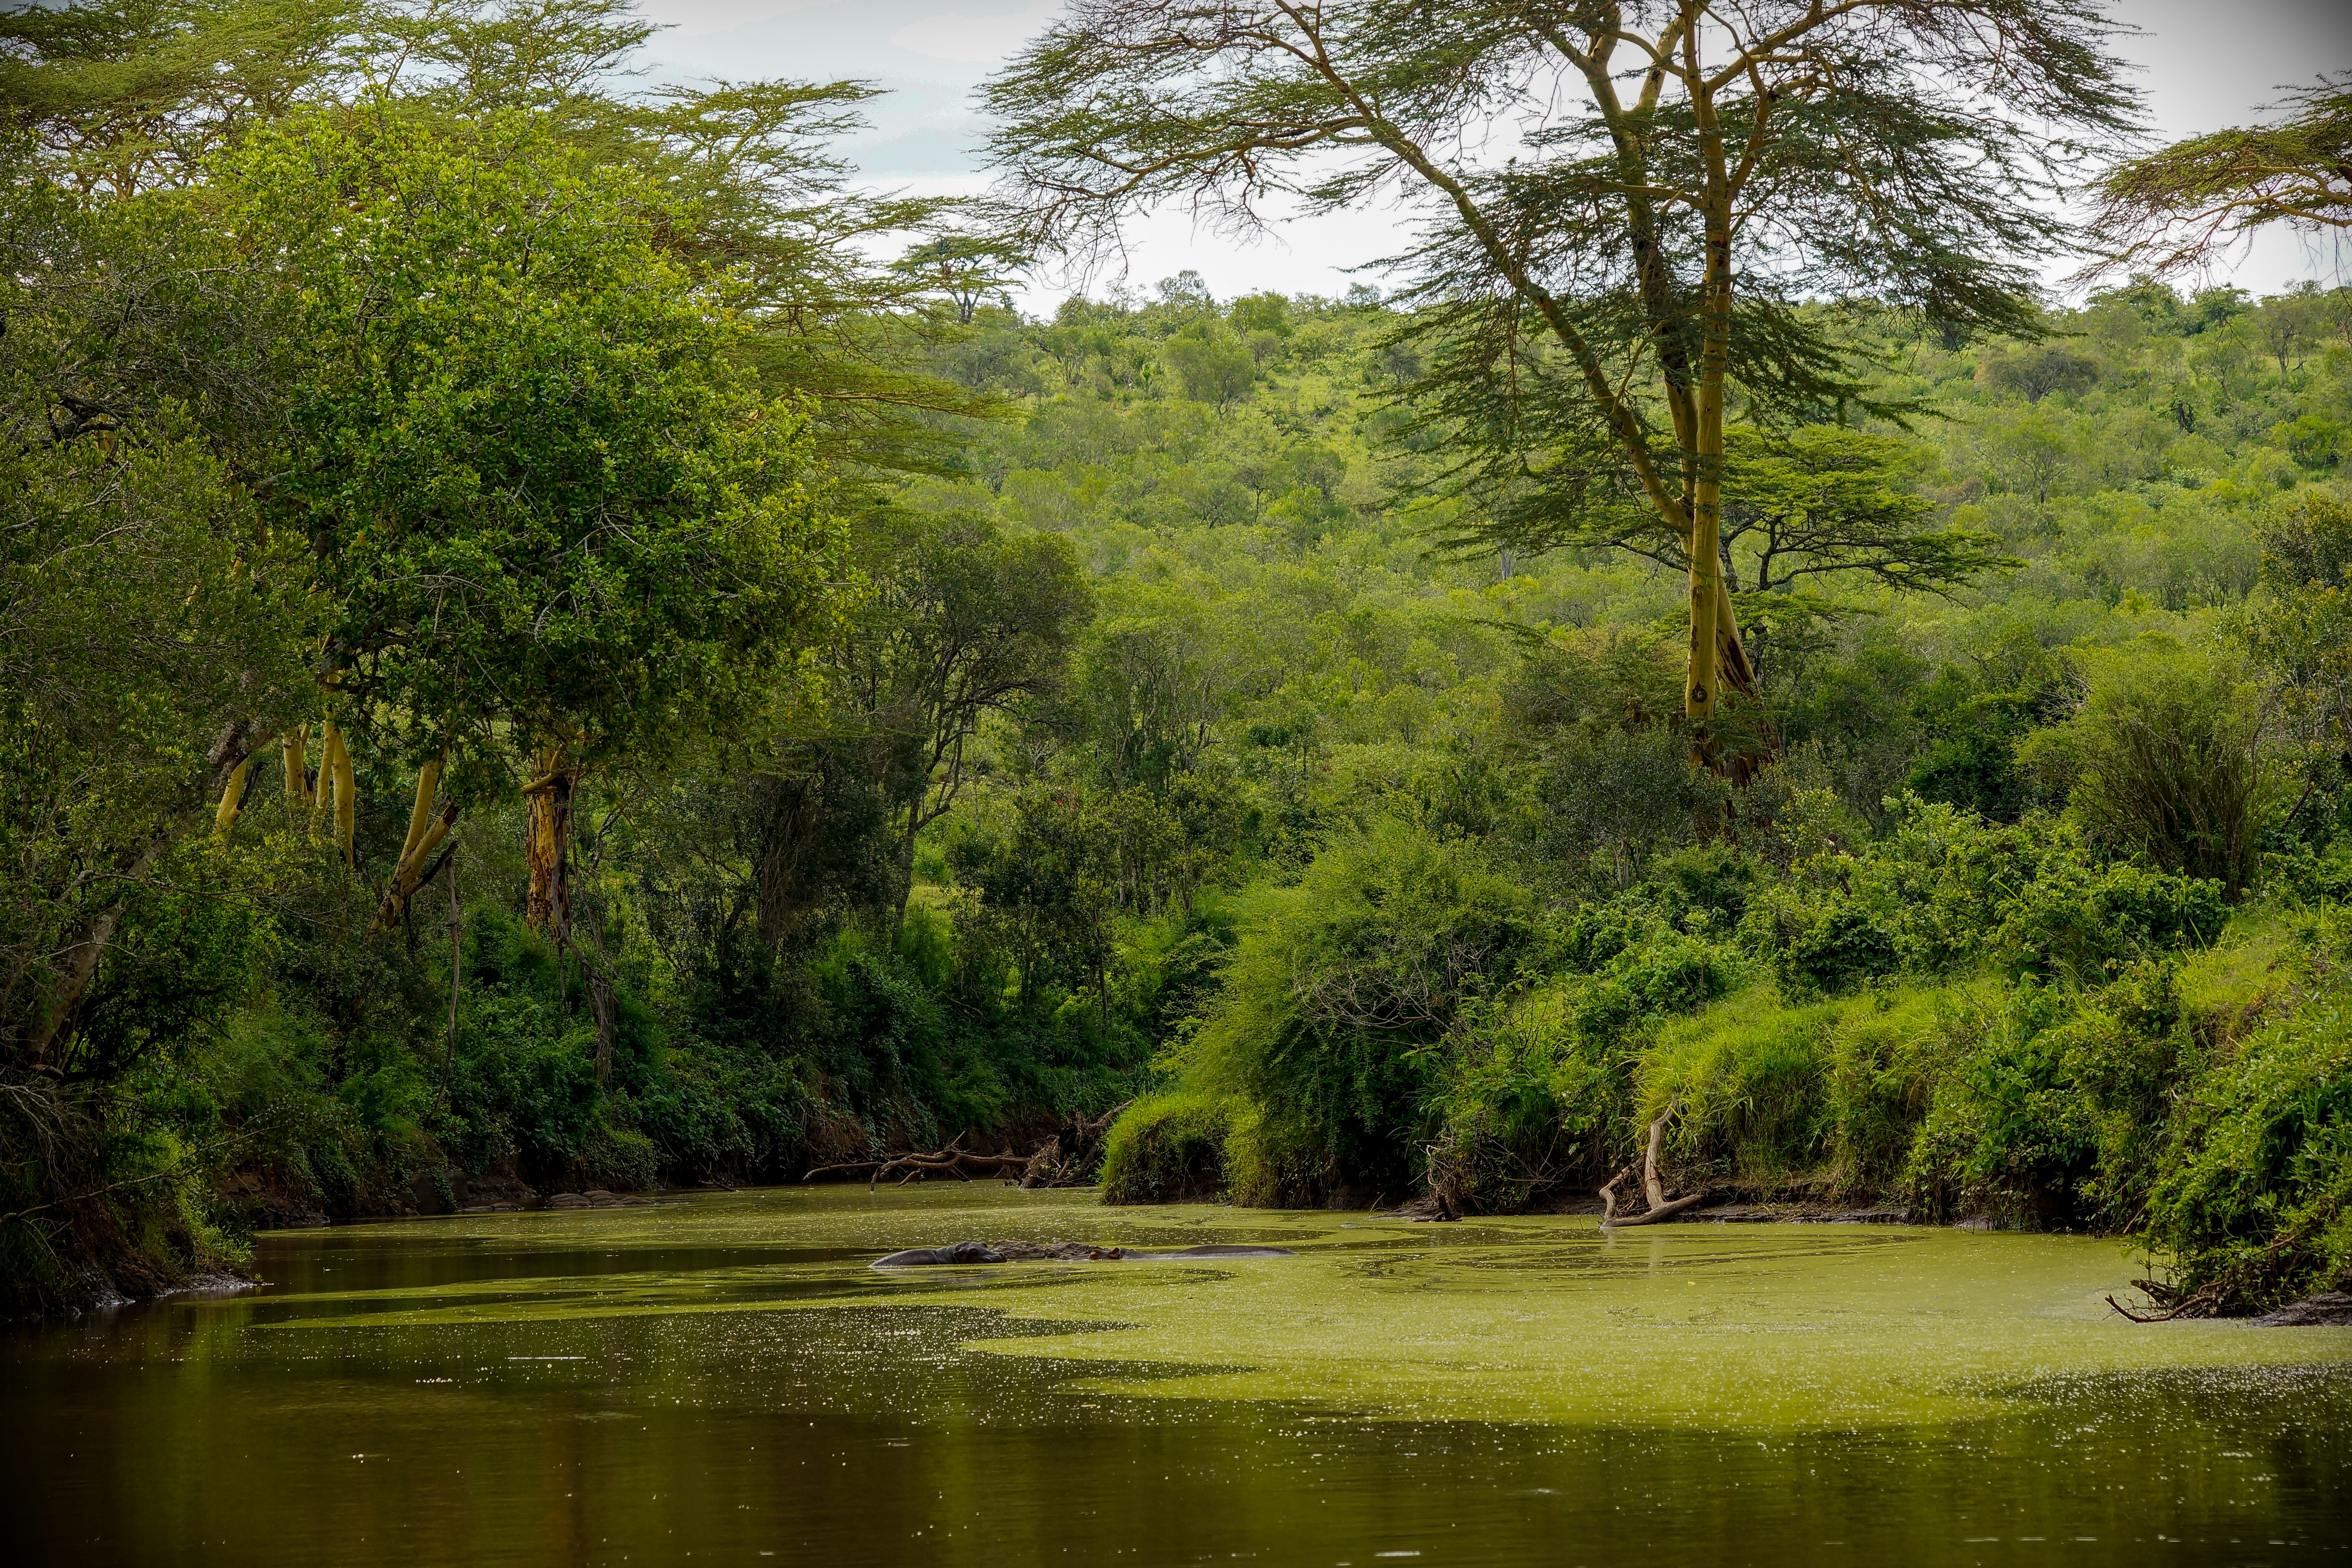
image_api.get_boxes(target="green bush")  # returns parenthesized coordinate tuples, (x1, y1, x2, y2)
(1426, 1010, 1626, 1214)
(1783, 908, 1898, 993)
(1749, 799, 2225, 989)
(450, 993, 601, 1178)
(2141, 996, 2352, 1311)
(1100, 1092, 1245, 1202)
(582, 1123, 660, 1191)
(1177, 823, 1540, 1202)
(1647, 991, 1840, 1180)
(2020, 638, 2269, 898)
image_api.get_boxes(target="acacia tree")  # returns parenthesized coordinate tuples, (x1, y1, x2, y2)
(0, 0, 362, 196)
(4, 0, 1019, 480)
(2083, 73, 2351, 281)
(984, 0, 2137, 767)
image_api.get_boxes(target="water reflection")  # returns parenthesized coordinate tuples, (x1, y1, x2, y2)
(4, 1185, 2347, 1566)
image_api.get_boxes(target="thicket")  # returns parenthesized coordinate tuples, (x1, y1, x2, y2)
(7, 0, 2352, 1318)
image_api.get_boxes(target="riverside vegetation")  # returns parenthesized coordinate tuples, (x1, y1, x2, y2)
(5, 0, 2352, 1323)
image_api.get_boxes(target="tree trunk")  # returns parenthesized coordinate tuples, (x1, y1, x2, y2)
(321, 721, 356, 866)
(524, 754, 575, 944)
(581, 928, 617, 1090)
(280, 727, 312, 810)
(24, 829, 175, 1066)
(893, 808, 922, 933)
(371, 755, 457, 933)
(212, 757, 252, 838)
(445, 839, 463, 1081)
(1598, 1103, 1703, 1229)
(751, 771, 826, 949)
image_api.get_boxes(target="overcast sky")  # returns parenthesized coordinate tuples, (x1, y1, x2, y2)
(631, 0, 2352, 312)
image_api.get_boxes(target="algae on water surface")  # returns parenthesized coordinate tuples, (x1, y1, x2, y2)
(287, 1185, 2352, 1431)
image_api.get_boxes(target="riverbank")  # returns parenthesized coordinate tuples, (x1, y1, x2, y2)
(1100, 827, 2352, 1320)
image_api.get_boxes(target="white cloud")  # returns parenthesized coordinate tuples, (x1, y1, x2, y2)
(889, 0, 1062, 65)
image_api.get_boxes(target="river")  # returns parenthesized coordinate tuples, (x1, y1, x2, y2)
(5, 1185, 2349, 1565)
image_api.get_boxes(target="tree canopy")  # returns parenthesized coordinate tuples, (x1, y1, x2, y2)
(2084, 73, 2352, 280)
(983, 0, 2139, 766)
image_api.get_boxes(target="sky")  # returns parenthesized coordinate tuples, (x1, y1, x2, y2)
(628, 0, 2352, 314)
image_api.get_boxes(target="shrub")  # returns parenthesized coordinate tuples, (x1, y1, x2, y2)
(1748, 799, 2226, 988)
(1100, 1092, 1246, 1202)
(1177, 824, 1540, 1202)
(1647, 991, 1840, 1180)
(2020, 638, 2269, 897)
(1426, 979, 1635, 1212)
(582, 1123, 660, 1191)
(450, 993, 601, 1178)
(1783, 908, 1898, 993)
(2140, 997, 2352, 1311)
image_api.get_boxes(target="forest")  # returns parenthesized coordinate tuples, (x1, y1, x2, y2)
(6, 0, 2352, 1326)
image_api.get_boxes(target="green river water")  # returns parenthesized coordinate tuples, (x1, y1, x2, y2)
(5, 1185, 2351, 1566)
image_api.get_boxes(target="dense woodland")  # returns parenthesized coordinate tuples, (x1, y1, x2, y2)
(5, 0, 2352, 1321)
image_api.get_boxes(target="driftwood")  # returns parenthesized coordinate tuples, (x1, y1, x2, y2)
(805, 1134, 1031, 1190)
(1599, 1103, 1703, 1228)
(2106, 1275, 2231, 1322)
(1016, 1101, 1130, 1189)
(802, 1102, 1132, 1192)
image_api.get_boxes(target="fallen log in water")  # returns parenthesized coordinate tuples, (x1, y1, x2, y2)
(805, 1135, 1031, 1189)
(1599, 1103, 1701, 1229)
(804, 1103, 1133, 1191)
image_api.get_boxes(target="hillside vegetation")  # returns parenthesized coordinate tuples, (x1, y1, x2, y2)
(5, 0, 2352, 1320)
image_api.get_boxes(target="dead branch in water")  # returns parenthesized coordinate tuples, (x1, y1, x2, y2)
(1599, 1101, 1702, 1229)
(804, 1134, 1029, 1189)
(2106, 1276, 2229, 1322)
(802, 1102, 1133, 1191)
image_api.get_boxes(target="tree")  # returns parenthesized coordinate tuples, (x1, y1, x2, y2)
(0, 0, 361, 196)
(1227, 291, 1290, 337)
(1442, 423, 2013, 654)
(894, 232, 1027, 325)
(812, 509, 1093, 925)
(0, 196, 309, 1070)
(2255, 283, 2330, 373)
(0, 155, 318, 1307)
(1069, 619, 1229, 791)
(2083, 74, 2352, 281)
(1163, 330, 1255, 409)
(1717, 428, 2012, 596)
(1984, 345, 2101, 404)
(1982, 409, 2076, 507)
(3, 0, 1016, 482)
(2020, 641, 2267, 900)
(216, 110, 844, 972)
(2248, 490, 2352, 764)
(984, 0, 2137, 769)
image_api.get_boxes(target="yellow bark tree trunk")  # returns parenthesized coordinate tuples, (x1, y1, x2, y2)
(280, 727, 312, 810)
(212, 757, 253, 838)
(371, 755, 453, 933)
(322, 722, 356, 866)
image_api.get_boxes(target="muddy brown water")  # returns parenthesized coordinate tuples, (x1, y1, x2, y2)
(5, 1185, 2350, 1566)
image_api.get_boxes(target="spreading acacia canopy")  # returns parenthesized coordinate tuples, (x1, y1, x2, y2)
(984, 1, 2138, 748)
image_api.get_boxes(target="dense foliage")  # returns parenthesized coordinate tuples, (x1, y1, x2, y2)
(7, 0, 2352, 1321)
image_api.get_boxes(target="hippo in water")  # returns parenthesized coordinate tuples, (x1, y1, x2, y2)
(873, 1241, 1007, 1267)
(871, 1239, 1294, 1268)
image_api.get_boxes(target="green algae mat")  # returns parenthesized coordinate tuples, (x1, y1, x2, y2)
(4, 1184, 2348, 1565)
